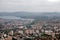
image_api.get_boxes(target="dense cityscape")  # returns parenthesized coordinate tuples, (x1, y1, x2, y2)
(0, 0, 60, 40)
(0, 15, 60, 40)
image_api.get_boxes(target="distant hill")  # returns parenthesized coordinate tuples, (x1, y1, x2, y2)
(0, 12, 60, 19)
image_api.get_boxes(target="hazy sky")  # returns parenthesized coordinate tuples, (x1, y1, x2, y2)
(0, 0, 60, 12)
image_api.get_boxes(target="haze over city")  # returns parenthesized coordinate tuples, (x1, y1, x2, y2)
(0, 0, 60, 40)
